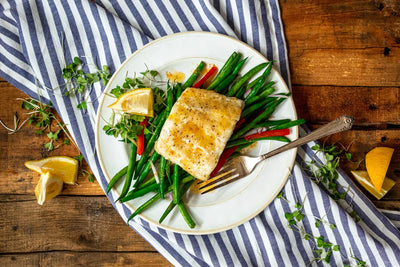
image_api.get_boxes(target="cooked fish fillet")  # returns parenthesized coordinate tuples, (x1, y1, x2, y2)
(155, 87, 244, 181)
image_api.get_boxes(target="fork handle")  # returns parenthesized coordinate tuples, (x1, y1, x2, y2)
(260, 115, 355, 160)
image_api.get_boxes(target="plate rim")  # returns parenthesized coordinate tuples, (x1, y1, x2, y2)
(95, 31, 298, 235)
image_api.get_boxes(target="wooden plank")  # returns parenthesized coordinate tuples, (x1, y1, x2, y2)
(0, 252, 172, 267)
(280, 0, 400, 86)
(292, 86, 400, 125)
(281, 0, 400, 49)
(0, 195, 157, 253)
(289, 47, 400, 86)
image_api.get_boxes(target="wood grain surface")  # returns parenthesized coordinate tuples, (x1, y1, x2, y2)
(1, 0, 400, 266)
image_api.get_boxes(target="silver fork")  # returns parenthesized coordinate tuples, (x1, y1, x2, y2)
(197, 115, 354, 194)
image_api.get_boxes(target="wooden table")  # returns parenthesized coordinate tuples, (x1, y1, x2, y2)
(1, 1, 399, 265)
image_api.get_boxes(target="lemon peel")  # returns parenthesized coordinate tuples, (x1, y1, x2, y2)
(34, 172, 64, 205)
(108, 88, 154, 117)
(365, 147, 394, 193)
(25, 156, 79, 185)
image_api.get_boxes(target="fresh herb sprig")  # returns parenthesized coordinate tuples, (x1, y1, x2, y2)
(306, 144, 360, 221)
(74, 154, 95, 183)
(62, 57, 111, 109)
(19, 97, 74, 151)
(276, 143, 366, 265)
(103, 114, 146, 143)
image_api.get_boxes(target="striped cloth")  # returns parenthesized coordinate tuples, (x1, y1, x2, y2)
(1, 1, 400, 266)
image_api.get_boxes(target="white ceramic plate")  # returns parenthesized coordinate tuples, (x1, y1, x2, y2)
(95, 32, 298, 235)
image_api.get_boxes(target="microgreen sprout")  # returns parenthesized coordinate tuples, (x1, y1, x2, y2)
(277, 191, 289, 202)
(73, 154, 95, 183)
(62, 56, 111, 109)
(0, 112, 28, 134)
(19, 97, 76, 151)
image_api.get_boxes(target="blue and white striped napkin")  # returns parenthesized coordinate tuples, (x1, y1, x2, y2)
(1, 1, 399, 266)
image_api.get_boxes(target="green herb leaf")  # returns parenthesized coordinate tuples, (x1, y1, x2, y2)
(74, 155, 84, 166)
(44, 142, 53, 151)
(77, 101, 87, 109)
(47, 130, 60, 141)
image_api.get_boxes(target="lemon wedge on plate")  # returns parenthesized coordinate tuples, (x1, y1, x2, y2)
(365, 147, 394, 193)
(25, 156, 79, 185)
(108, 88, 154, 117)
(34, 172, 64, 205)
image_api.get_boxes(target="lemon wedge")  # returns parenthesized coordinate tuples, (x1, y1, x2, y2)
(108, 88, 154, 117)
(34, 172, 64, 205)
(365, 147, 394, 193)
(25, 156, 79, 185)
(351, 170, 395, 200)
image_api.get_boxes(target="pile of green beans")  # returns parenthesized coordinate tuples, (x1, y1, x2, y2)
(106, 51, 305, 229)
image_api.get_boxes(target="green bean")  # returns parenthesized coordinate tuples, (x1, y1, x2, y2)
(232, 98, 286, 139)
(175, 83, 183, 99)
(127, 175, 195, 222)
(214, 73, 236, 93)
(269, 119, 306, 130)
(208, 53, 242, 91)
(218, 52, 239, 75)
(206, 52, 237, 90)
(252, 136, 290, 143)
(165, 161, 172, 184)
(127, 193, 161, 222)
(215, 57, 247, 94)
(227, 62, 269, 97)
(226, 136, 291, 148)
(133, 151, 160, 188)
(167, 86, 174, 112)
(244, 62, 273, 103)
(235, 86, 247, 99)
(245, 84, 275, 106)
(121, 183, 159, 202)
(160, 179, 194, 223)
(137, 176, 155, 189)
(232, 57, 248, 74)
(183, 61, 206, 89)
(241, 97, 275, 119)
(106, 165, 128, 194)
(178, 201, 195, 228)
(245, 76, 263, 90)
(172, 164, 180, 204)
(117, 143, 137, 201)
(159, 156, 167, 199)
(159, 201, 176, 223)
(254, 119, 291, 129)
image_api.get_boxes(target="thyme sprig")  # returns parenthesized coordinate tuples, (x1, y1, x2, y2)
(275, 143, 366, 265)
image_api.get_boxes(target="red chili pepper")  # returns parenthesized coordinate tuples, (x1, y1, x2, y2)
(244, 128, 290, 141)
(234, 118, 246, 131)
(210, 145, 239, 177)
(137, 118, 148, 155)
(193, 65, 218, 88)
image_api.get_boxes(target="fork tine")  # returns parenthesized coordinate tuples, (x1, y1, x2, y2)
(195, 158, 237, 188)
(200, 172, 241, 194)
(198, 168, 237, 190)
